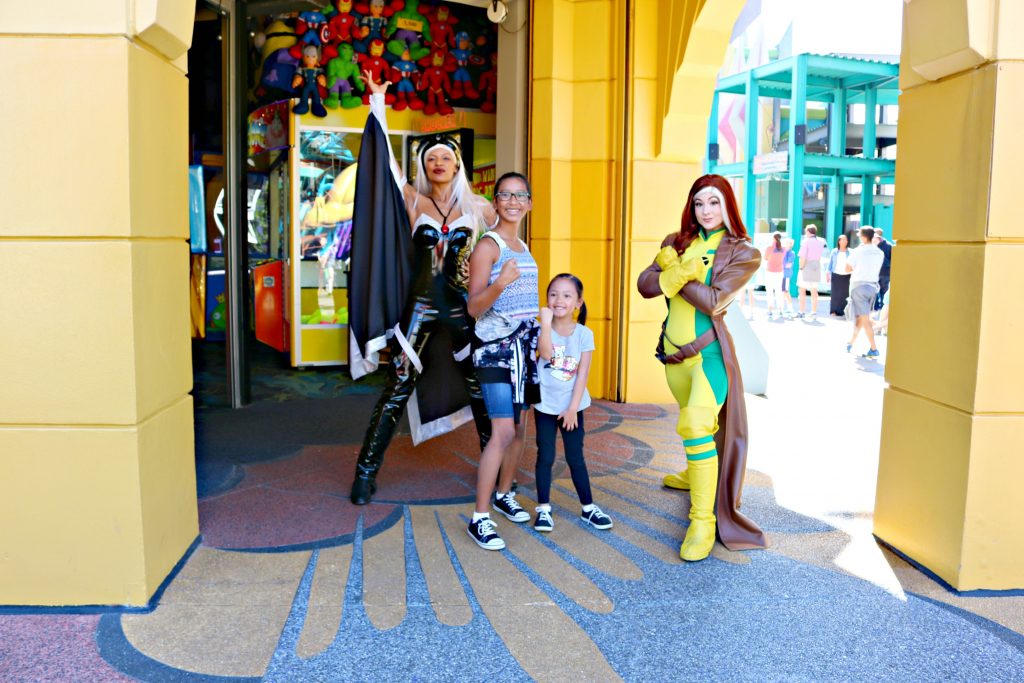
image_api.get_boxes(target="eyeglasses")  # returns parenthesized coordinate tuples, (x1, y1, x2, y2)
(494, 191, 531, 202)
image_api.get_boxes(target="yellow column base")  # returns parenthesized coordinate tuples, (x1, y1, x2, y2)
(875, 389, 1024, 591)
(0, 397, 198, 606)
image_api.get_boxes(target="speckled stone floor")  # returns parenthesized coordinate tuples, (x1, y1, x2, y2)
(2, 301, 1023, 683)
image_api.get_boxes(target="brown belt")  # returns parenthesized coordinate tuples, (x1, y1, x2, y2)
(656, 328, 717, 365)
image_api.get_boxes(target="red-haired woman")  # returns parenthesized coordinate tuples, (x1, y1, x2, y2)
(637, 174, 767, 561)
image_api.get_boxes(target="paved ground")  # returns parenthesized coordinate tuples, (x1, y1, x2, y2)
(3, 298, 1023, 682)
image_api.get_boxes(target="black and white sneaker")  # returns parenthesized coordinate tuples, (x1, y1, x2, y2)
(467, 517, 505, 550)
(493, 492, 530, 523)
(534, 508, 554, 533)
(580, 505, 613, 530)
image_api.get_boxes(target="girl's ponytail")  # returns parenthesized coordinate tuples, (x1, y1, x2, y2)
(577, 300, 588, 326)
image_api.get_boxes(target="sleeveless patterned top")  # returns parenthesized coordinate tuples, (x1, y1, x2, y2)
(474, 231, 539, 342)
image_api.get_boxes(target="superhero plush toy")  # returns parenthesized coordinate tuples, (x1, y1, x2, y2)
(418, 50, 454, 116)
(293, 44, 328, 117)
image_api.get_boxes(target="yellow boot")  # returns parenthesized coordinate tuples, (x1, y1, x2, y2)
(662, 468, 690, 490)
(680, 456, 718, 561)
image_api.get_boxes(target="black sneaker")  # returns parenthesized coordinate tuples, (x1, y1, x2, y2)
(493, 492, 530, 523)
(580, 505, 613, 530)
(467, 517, 505, 550)
(534, 508, 554, 532)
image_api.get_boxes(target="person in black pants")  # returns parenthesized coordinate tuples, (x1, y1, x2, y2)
(827, 233, 852, 317)
(874, 228, 892, 310)
(532, 274, 613, 534)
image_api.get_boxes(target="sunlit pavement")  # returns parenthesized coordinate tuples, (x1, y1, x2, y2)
(3, 295, 1024, 683)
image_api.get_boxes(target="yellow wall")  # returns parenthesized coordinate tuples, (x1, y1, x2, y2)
(873, 0, 1024, 590)
(530, 0, 743, 402)
(530, 0, 622, 398)
(0, 0, 198, 605)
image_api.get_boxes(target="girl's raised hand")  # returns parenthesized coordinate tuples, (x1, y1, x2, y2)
(539, 307, 553, 327)
(362, 69, 391, 96)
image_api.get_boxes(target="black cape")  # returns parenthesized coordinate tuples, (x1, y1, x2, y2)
(347, 112, 476, 445)
(348, 113, 414, 378)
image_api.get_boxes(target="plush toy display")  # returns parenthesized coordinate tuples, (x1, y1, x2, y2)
(359, 39, 396, 105)
(477, 50, 497, 113)
(449, 31, 482, 100)
(385, 0, 431, 62)
(418, 50, 454, 116)
(292, 44, 328, 117)
(254, 2, 496, 114)
(390, 49, 425, 111)
(325, 43, 366, 109)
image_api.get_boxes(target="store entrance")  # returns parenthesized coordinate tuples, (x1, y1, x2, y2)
(187, 0, 503, 404)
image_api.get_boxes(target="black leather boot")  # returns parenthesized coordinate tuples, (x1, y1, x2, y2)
(350, 474, 377, 505)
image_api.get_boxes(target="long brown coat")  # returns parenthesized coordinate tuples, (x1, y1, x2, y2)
(638, 231, 768, 551)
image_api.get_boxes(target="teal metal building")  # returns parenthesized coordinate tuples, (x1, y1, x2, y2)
(707, 54, 899, 280)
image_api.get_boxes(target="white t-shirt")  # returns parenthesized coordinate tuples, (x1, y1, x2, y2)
(846, 243, 884, 286)
(537, 323, 595, 415)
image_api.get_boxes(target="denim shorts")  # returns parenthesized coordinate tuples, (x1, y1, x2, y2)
(480, 381, 524, 423)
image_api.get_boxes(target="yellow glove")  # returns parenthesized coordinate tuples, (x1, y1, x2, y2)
(655, 245, 680, 270)
(658, 253, 702, 297)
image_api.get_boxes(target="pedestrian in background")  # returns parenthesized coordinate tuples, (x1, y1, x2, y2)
(845, 226, 885, 359)
(763, 232, 786, 320)
(873, 227, 893, 310)
(827, 233, 851, 317)
(781, 237, 797, 318)
(796, 224, 826, 320)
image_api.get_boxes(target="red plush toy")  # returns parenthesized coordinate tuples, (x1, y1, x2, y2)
(359, 39, 397, 105)
(418, 50, 454, 116)
(328, 0, 358, 42)
(354, 0, 402, 17)
(423, 4, 458, 51)
(477, 51, 497, 113)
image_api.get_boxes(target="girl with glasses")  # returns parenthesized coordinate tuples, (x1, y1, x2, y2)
(464, 172, 540, 550)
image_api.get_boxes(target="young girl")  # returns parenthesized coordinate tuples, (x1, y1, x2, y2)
(533, 274, 612, 533)
(465, 172, 540, 550)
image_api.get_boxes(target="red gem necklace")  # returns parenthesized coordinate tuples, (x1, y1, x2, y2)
(429, 195, 456, 235)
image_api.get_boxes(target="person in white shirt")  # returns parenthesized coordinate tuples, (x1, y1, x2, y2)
(845, 226, 885, 359)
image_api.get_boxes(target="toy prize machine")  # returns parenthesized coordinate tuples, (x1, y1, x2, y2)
(248, 102, 292, 352)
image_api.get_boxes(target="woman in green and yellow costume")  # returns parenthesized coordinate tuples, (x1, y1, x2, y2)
(638, 174, 767, 561)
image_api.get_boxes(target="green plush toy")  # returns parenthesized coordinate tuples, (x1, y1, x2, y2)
(325, 44, 366, 109)
(385, 0, 431, 61)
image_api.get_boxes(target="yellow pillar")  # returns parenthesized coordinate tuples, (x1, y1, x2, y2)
(531, 0, 622, 397)
(622, 0, 744, 403)
(0, 0, 198, 605)
(530, 0, 744, 402)
(874, 0, 1024, 590)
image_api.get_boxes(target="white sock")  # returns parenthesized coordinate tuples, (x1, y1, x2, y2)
(495, 491, 508, 500)
(536, 504, 551, 512)
(581, 503, 595, 512)
(472, 512, 490, 523)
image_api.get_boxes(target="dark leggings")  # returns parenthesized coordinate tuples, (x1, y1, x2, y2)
(534, 409, 592, 506)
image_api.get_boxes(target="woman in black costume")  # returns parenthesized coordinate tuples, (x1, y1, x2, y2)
(349, 71, 495, 505)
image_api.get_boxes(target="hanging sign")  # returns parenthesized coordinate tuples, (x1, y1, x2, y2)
(753, 151, 789, 175)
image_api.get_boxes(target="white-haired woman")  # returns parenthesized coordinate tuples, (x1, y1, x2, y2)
(350, 72, 497, 505)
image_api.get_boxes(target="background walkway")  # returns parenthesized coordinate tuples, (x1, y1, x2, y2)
(3, 302, 1023, 682)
